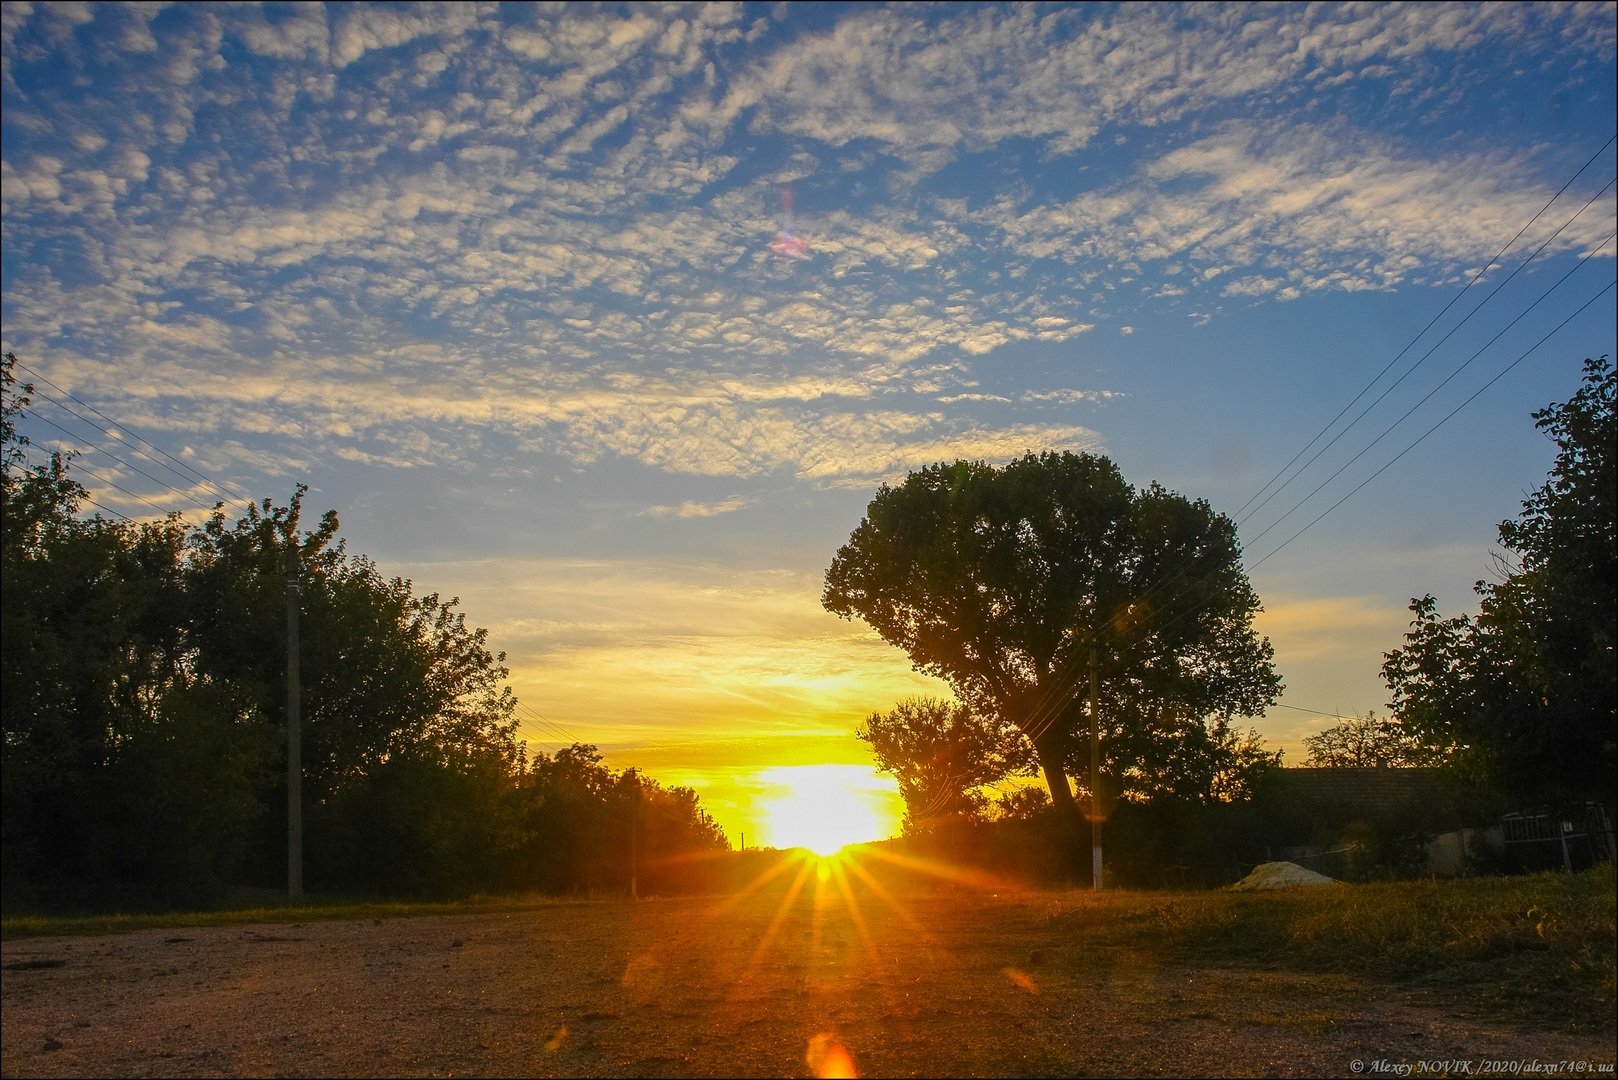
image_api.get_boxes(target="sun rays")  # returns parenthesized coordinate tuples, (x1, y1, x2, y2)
(612, 838, 1037, 1078)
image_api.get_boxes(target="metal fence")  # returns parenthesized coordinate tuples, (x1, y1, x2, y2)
(1499, 803, 1615, 872)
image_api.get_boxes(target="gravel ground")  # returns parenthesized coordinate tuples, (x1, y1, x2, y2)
(4, 882, 1613, 1078)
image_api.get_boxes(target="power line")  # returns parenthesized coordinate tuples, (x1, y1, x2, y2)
(1076, 272, 1614, 725)
(1271, 702, 1370, 722)
(17, 396, 225, 516)
(1244, 227, 1617, 552)
(1248, 276, 1615, 571)
(1015, 148, 1618, 744)
(17, 435, 180, 520)
(1238, 173, 1617, 533)
(1232, 133, 1617, 524)
(10, 357, 256, 515)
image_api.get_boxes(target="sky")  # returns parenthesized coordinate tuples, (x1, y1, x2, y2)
(3, 1, 1615, 850)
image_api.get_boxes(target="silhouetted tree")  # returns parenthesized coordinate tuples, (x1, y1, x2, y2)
(1383, 357, 1615, 809)
(510, 744, 728, 894)
(3, 354, 273, 905)
(859, 697, 1032, 833)
(824, 452, 1281, 858)
(2, 352, 730, 906)
(1302, 711, 1449, 768)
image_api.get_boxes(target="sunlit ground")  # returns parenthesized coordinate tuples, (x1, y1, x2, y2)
(764, 843, 1037, 1078)
(636, 820, 1038, 1079)
(609, 750, 1035, 1077)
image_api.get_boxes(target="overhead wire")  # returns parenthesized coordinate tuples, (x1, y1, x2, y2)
(1238, 173, 1618, 534)
(9, 357, 257, 516)
(1050, 266, 1615, 740)
(14, 428, 181, 521)
(1232, 132, 1617, 524)
(1041, 248, 1617, 743)
(1245, 230, 1616, 554)
(1012, 143, 1618, 747)
(1248, 275, 1616, 571)
(1144, 161, 1614, 613)
(8, 133, 1613, 804)
(14, 393, 226, 516)
(13, 443, 137, 524)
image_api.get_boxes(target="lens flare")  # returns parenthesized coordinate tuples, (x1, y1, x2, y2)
(770, 183, 811, 259)
(806, 1032, 858, 1079)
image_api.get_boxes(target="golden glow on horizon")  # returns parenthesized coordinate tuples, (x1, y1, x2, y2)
(756, 765, 902, 855)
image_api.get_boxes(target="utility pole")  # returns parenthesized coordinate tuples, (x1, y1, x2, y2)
(286, 544, 303, 905)
(628, 770, 639, 900)
(1089, 642, 1102, 891)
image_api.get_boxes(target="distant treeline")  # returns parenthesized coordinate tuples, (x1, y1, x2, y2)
(2, 354, 726, 911)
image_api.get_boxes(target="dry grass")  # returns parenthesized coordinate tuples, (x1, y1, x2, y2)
(3, 858, 1613, 1077)
(1033, 865, 1616, 1031)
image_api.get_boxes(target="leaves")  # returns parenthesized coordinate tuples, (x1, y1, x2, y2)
(859, 697, 1032, 832)
(2, 353, 727, 904)
(1383, 357, 1617, 808)
(826, 450, 1281, 818)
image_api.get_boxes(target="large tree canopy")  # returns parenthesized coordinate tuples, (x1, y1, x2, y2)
(823, 451, 1281, 824)
(1383, 356, 1615, 809)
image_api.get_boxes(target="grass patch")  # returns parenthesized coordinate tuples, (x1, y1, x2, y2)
(1045, 866, 1616, 1031)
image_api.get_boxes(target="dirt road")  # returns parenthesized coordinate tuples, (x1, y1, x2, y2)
(4, 879, 1612, 1078)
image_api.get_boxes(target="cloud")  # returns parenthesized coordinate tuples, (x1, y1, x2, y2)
(647, 496, 754, 519)
(2, 3, 1611, 518)
(388, 555, 950, 741)
(237, 5, 331, 62)
(1254, 594, 1405, 663)
(331, 4, 478, 68)
(1021, 389, 1121, 405)
(989, 121, 1616, 294)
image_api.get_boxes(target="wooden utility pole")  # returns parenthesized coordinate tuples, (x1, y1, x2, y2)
(628, 770, 639, 900)
(1089, 643, 1102, 891)
(286, 544, 303, 905)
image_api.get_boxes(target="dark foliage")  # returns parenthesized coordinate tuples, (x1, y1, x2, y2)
(1, 353, 726, 910)
(1383, 357, 1616, 811)
(825, 451, 1282, 874)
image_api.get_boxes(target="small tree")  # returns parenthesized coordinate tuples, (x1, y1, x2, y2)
(858, 697, 1031, 833)
(991, 784, 1051, 822)
(1302, 711, 1450, 768)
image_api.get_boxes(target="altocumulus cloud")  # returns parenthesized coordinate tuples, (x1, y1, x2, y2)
(1, 1, 1612, 494)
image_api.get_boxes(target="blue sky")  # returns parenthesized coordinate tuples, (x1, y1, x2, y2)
(3, 2, 1615, 845)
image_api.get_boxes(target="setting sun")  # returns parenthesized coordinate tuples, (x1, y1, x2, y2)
(756, 765, 902, 855)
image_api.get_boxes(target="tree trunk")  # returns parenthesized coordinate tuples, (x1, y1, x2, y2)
(1036, 744, 1079, 821)
(1032, 737, 1084, 881)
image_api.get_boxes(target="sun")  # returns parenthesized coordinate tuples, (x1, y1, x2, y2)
(757, 764, 901, 856)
